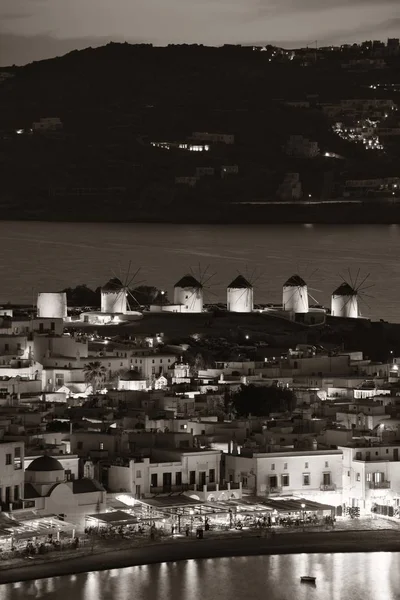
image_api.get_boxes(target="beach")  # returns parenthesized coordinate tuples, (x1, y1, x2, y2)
(1, 527, 400, 585)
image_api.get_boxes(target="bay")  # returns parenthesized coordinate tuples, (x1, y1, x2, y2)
(1, 553, 399, 600)
(0, 221, 397, 321)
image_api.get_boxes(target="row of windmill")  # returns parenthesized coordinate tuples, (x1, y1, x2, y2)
(36, 264, 373, 319)
(99, 265, 372, 318)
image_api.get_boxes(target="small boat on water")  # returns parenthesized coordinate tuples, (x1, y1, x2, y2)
(300, 576, 316, 584)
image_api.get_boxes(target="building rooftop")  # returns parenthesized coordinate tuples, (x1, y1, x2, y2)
(101, 278, 124, 292)
(332, 282, 357, 296)
(284, 274, 306, 287)
(227, 275, 253, 289)
(174, 275, 202, 288)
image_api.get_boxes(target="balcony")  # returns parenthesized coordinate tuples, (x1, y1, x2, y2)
(150, 484, 189, 495)
(369, 481, 390, 489)
(320, 483, 337, 491)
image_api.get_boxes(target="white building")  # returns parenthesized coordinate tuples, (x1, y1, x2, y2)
(340, 442, 400, 513)
(225, 447, 342, 506)
(0, 441, 24, 509)
(173, 275, 203, 313)
(118, 369, 147, 391)
(227, 275, 253, 313)
(37, 293, 67, 319)
(23, 455, 105, 529)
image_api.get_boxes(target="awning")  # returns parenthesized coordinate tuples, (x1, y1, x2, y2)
(86, 510, 138, 525)
(262, 498, 335, 513)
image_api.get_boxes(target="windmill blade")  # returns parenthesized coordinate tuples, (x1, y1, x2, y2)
(127, 289, 141, 309)
(358, 295, 371, 310)
(308, 292, 320, 305)
(355, 272, 371, 292)
(308, 287, 323, 293)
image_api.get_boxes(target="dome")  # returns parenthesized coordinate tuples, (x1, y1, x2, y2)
(102, 278, 124, 292)
(120, 369, 146, 381)
(333, 282, 356, 296)
(26, 455, 64, 472)
(284, 274, 306, 287)
(174, 275, 202, 288)
(228, 275, 252, 289)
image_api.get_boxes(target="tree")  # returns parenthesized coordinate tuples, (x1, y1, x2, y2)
(231, 384, 297, 417)
(131, 286, 168, 306)
(62, 284, 100, 307)
(83, 361, 107, 392)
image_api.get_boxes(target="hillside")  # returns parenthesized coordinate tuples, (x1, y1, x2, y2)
(0, 43, 400, 223)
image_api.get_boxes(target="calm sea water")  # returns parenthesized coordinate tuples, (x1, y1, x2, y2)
(0, 221, 397, 321)
(2, 553, 399, 600)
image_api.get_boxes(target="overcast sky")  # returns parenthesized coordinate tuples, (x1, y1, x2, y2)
(0, 0, 399, 66)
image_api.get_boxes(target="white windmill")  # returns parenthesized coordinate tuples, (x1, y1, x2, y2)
(227, 275, 254, 313)
(173, 265, 216, 313)
(331, 270, 373, 319)
(101, 262, 143, 314)
(282, 274, 309, 313)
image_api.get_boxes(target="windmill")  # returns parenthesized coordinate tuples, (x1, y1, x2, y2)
(101, 261, 144, 314)
(282, 267, 322, 313)
(173, 264, 216, 312)
(331, 269, 373, 318)
(227, 265, 263, 313)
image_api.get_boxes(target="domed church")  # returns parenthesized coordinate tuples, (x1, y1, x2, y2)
(24, 455, 105, 530)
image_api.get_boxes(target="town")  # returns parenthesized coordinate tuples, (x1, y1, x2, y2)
(0, 265, 400, 573)
(1, 38, 400, 223)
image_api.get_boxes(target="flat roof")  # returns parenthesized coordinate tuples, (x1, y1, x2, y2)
(86, 510, 138, 524)
(263, 498, 336, 512)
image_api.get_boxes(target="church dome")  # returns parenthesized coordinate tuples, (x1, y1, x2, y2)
(26, 455, 64, 472)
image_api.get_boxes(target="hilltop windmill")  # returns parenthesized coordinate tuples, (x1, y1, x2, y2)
(282, 267, 322, 314)
(331, 269, 373, 318)
(227, 266, 263, 313)
(173, 264, 216, 312)
(101, 261, 143, 314)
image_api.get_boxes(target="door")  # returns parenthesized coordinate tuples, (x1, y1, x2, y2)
(394, 449, 399, 461)
(163, 472, 172, 492)
(135, 485, 141, 498)
(199, 471, 207, 487)
(151, 473, 158, 488)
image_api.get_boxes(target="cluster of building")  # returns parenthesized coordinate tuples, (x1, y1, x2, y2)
(1, 307, 400, 543)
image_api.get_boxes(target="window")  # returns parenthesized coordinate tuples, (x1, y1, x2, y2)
(269, 475, 278, 488)
(271, 463, 275, 470)
(77, 441, 83, 450)
(14, 485, 19, 501)
(14, 447, 22, 470)
(386, 449, 389, 454)
(356, 452, 362, 460)
(5, 454, 11, 466)
(189, 471, 196, 485)
(99, 442, 104, 450)
(356, 473, 361, 481)
(347, 471, 350, 477)
(152, 359, 155, 364)
(281, 474, 290, 487)
(284, 463, 288, 470)
(305, 462, 309, 469)
(136, 470, 141, 479)
(323, 473, 331, 485)
(325, 461, 329, 468)
(209, 469, 215, 483)
(303, 474, 310, 486)
(366, 473, 372, 482)
(176, 472, 182, 486)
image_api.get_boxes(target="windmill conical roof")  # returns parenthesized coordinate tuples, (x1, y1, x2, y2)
(174, 275, 202, 288)
(332, 282, 357, 296)
(284, 274, 307, 287)
(228, 275, 253, 289)
(102, 277, 124, 291)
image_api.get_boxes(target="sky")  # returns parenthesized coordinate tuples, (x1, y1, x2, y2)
(0, 0, 399, 66)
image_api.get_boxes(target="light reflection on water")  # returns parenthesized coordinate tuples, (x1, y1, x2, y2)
(2, 553, 399, 600)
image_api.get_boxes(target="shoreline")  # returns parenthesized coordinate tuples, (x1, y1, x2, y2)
(1, 529, 400, 585)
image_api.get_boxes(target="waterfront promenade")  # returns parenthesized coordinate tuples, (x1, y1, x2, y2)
(1, 517, 400, 584)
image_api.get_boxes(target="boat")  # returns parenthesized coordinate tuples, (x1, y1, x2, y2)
(300, 576, 316, 584)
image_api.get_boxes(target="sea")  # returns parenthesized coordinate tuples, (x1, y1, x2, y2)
(0, 221, 398, 321)
(2, 553, 399, 599)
